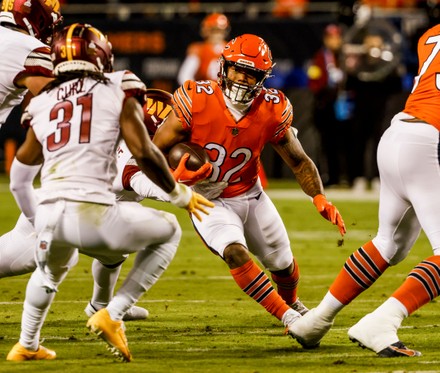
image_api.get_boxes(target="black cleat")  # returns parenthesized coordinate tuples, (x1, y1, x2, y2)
(377, 341, 422, 357)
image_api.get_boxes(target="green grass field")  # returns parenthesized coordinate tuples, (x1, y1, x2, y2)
(0, 176, 439, 372)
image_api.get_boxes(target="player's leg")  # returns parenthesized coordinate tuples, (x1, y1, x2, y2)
(0, 214, 37, 277)
(84, 202, 180, 361)
(349, 121, 440, 357)
(84, 258, 149, 321)
(348, 255, 440, 358)
(191, 192, 301, 330)
(7, 207, 78, 362)
(243, 190, 306, 314)
(289, 119, 422, 348)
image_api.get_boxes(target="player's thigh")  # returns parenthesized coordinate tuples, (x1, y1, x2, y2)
(191, 201, 246, 258)
(244, 192, 292, 271)
(107, 202, 180, 250)
(48, 201, 178, 263)
(0, 213, 37, 276)
(374, 122, 425, 264)
(401, 126, 440, 254)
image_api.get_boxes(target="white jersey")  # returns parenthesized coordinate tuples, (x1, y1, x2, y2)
(113, 140, 143, 202)
(24, 70, 147, 205)
(0, 26, 52, 125)
(112, 139, 169, 202)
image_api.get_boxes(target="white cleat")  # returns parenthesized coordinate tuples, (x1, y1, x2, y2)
(122, 305, 149, 321)
(85, 302, 149, 321)
(348, 312, 421, 357)
(287, 308, 333, 349)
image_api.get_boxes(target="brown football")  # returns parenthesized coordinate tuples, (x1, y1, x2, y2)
(168, 142, 210, 171)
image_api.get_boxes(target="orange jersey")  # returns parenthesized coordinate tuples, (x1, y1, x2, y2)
(173, 80, 293, 197)
(186, 41, 226, 81)
(404, 24, 440, 130)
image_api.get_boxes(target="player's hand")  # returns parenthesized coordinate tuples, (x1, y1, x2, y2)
(192, 180, 228, 200)
(313, 194, 346, 236)
(172, 153, 212, 186)
(169, 183, 215, 221)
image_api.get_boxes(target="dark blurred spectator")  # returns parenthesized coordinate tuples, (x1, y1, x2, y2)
(273, 0, 309, 18)
(307, 24, 351, 187)
(177, 13, 230, 85)
(343, 20, 404, 191)
(0, 106, 26, 174)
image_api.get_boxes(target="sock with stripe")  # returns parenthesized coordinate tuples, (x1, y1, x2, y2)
(315, 241, 389, 320)
(391, 255, 440, 315)
(329, 240, 389, 305)
(230, 259, 291, 321)
(271, 257, 299, 305)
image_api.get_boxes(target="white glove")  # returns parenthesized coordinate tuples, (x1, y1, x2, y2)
(192, 181, 228, 200)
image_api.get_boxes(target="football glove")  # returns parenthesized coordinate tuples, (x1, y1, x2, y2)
(172, 153, 212, 186)
(168, 183, 214, 221)
(192, 180, 228, 200)
(313, 194, 346, 236)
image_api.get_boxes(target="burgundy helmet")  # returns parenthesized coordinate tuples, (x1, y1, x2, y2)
(0, 0, 63, 44)
(51, 23, 114, 75)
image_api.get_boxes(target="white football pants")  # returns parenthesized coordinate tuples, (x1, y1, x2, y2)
(373, 112, 440, 265)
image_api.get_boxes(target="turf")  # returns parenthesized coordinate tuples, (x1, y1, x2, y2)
(0, 176, 439, 372)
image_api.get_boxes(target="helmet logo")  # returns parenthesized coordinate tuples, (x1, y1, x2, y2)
(237, 58, 254, 68)
(145, 99, 172, 122)
(88, 41, 97, 52)
(44, 0, 60, 12)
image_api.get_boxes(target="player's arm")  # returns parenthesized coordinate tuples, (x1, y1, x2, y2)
(15, 46, 54, 96)
(120, 97, 213, 220)
(272, 128, 346, 236)
(10, 127, 43, 224)
(153, 109, 212, 185)
(121, 96, 176, 193)
(272, 128, 323, 197)
(18, 75, 54, 96)
(152, 109, 188, 153)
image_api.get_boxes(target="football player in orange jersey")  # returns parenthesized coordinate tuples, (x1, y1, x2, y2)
(288, 24, 440, 358)
(154, 33, 346, 338)
(177, 14, 270, 188)
(177, 13, 230, 85)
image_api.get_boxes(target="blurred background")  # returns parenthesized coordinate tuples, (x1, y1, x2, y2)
(1, 0, 438, 190)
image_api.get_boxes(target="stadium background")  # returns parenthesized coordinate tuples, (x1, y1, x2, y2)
(0, 1, 435, 179)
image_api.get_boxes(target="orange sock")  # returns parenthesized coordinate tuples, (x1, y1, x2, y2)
(392, 255, 440, 315)
(329, 241, 389, 305)
(271, 258, 299, 305)
(230, 259, 290, 320)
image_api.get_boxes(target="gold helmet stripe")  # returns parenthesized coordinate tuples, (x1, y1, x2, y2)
(65, 22, 79, 61)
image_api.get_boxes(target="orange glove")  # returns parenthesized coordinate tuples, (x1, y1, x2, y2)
(313, 194, 346, 236)
(171, 153, 212, 186)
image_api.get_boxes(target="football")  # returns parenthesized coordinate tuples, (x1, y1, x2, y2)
(168, 142, 210, 171)
(143, 88, 173, 137)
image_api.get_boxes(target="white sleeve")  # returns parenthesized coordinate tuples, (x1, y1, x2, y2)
(129, 171, 170, 202)
(177, 55, 200, 85)
(9, 158, 41, 224)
